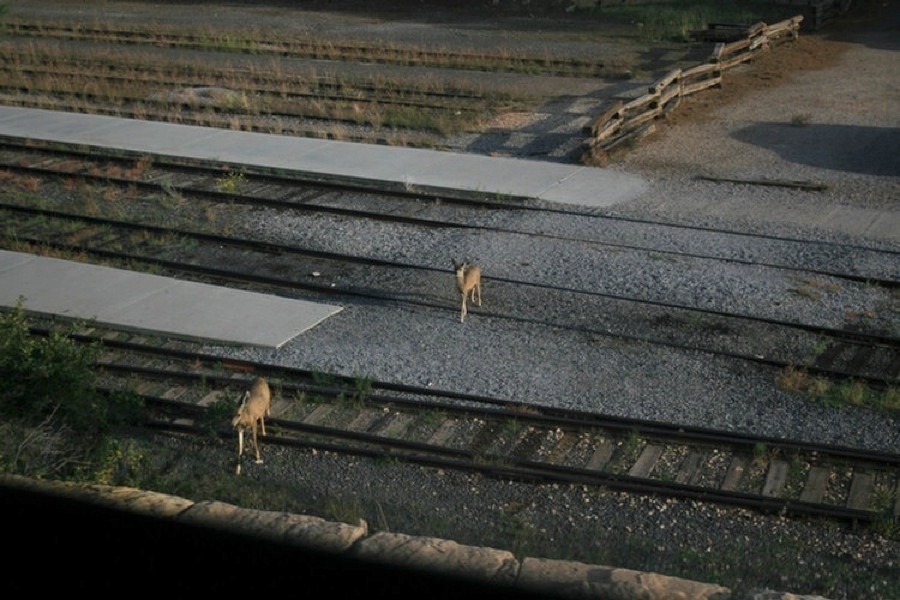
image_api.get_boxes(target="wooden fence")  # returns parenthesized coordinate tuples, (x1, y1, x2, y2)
(580, 15, 804, 166)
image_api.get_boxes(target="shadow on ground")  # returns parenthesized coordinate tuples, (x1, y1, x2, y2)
(732, 122, 900, 176)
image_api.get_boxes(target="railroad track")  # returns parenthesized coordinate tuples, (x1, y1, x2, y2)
(2, 143, 898, 390)
(34, 321, 900, 527)
(4, 201, 898, 386)
(3, 136, 897, 529)
(0, 15, 598, 146)
(0, 19, 613, 77)
(2, 139, 897, 283)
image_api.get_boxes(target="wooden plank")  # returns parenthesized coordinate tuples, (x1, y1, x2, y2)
(135, 381, 164, 396)
(621, 92, 657, 114)
(621, 106, 661, 129)
(762, 460, 790, 497)
(719, 51, 756, 72)
(747, 21, 768, 37)
(302, 403, 333, 425)
(347, 409, 380, 431)
(591, 118, 624, 143)
(370, 412, 415, 438)
(629, 444, 664, 478)
(767, 22, 796, 38)
(683, 76, 722, 96)
(720, 37, 753, 57)
(768, 15, 804, 31)
(847, 471, 875, 511)
(685, 62, 720, 79)
(545, 431, 579, 464)
(659, 94, 682, 117)
(161, 386, 188, 401)
(799, 466, 830, 503)
(582, 100, 623, 135)
(584, 439, 615, 470)
(426, 419, 458, 446)
(675, 450, 705, 485)
(198, 390, 226, 407)
(749, 34, 768, 51)
(649, 68, 681, 94)
(654, 83, 682, 109)
(269, 397, 290, 417)
(722, 456, 747, 491)
(602, 122, 656, 152)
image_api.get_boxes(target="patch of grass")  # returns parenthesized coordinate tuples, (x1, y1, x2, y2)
(806, 338, 829, 361)
(591, 0, 792, 42)
(352, 376, 373, 403)
(790, 112, 812, 127)
(776, 366, 898, 414)
(324, 493, 365, 525)
(498, 503, 537, 558)
(420, 409, 447, 428)
(502, 418, 524, 441)
(609, 430, 643, 473)
(787, 276, 843, 300)
(215, 169, 246, 193)
(752, 441, 773, 466)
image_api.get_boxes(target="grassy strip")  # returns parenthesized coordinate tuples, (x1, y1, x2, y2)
(0, 16, 625, 78)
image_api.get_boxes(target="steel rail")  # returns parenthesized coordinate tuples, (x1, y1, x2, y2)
(6, 206, 897, 388)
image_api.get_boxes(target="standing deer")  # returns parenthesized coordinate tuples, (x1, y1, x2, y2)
(451, 258, 481, 323)
(232, 377, 271, 475)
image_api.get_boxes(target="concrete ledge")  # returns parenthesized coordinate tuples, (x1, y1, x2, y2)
(0, 474, 832, 599)
(0, 474, 194, 518)
(351, 531, 520, 588)
(179, 500, 368, 554)
(517, 556, 731, 599)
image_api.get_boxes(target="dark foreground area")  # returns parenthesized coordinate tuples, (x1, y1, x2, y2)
(2, 485, 544, 597)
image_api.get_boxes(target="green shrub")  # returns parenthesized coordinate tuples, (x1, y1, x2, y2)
(0, 301, 144, 434)
(595, 0, 786, 42)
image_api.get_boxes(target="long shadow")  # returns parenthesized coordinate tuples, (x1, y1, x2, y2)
(732, 122, 900, 176)
(822, 0, 900, 51)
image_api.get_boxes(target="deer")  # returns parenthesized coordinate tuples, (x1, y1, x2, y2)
(451, 258, 482, 323)
(232, 376, 271, 475)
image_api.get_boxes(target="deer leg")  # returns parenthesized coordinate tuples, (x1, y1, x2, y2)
(460, 293, 467, 322)
(252, 425, 263, 464)
(472, 284, 481, 307)
(235, 429, 244, 475)
(259, 415, 266, 437)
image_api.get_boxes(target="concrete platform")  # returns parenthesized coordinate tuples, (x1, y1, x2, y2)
(0, 106, 649, 207)
(0, 251, 342, 348)
(0, 107, 650, 347)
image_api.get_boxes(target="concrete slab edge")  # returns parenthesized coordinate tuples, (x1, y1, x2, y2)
(0, 474, 831, 600)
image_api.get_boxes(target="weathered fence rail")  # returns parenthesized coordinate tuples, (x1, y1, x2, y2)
(581, 15, 804, 165)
